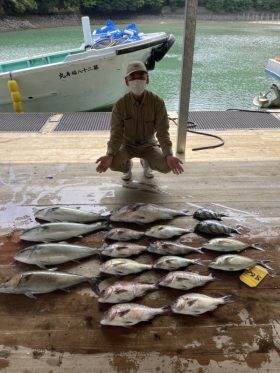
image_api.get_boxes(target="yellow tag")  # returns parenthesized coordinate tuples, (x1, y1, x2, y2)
(239, 265, 268, 287)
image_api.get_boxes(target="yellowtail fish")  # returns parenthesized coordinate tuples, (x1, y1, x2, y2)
(14, 243, 100, 269)
(35, 206, 110, 223)
(171, 293, 233, 315)
(0, 270, 97, 299)
(100, 303, 169, 327)
(20, 221, 109, 242)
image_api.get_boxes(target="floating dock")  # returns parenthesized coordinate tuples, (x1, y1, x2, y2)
(0, 111, 279, 372)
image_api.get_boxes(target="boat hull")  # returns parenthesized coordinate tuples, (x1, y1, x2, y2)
(0, 33, 172, 112)
(265, 58, 280, 82)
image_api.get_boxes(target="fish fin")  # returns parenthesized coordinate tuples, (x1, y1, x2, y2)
(115, 289, 128, 294)
(76, 235, 83, 238)
(222, 295, 234, 304)
(260, 261, 273, 271)
(47, 267, 58, 271)
(87, 279, 100, 297)
(58, 241, 68, 244)
(72, 260, 81, 263)
(25, 292, 37, 299)
(160, 305, 171, 315)
(118, 309, 131, 317)
(194, 260, 204, 266)
(251, 244, 265, 251)
(61, 288, 71, 293)
(181, 209, 191, 216)
(187, 299, 198, 307)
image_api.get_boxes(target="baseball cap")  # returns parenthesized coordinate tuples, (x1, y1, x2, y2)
(125, 61, 147, 77)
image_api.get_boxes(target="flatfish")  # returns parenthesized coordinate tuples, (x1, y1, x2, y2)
(110, 203, 190, 224)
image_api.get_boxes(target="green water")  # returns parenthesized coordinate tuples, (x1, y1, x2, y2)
(0, 21, 279, 111)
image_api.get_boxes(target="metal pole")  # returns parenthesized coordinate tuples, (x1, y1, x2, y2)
(176, 0, 198, 154)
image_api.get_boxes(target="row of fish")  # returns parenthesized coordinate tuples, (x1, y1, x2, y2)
(13, 238, 264, 269)
(19, 220, 240, 243)
(101, 293, 233, 326)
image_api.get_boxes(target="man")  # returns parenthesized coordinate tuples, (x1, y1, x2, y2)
(96, 61, 184, 180)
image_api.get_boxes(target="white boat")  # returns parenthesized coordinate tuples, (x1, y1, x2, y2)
(0, 17, 175, 113)
(265, 58, 280, 81)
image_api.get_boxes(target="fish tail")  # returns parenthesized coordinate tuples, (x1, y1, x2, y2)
(180, 209, 191, 216)
(222, 295, 234, 304)
(260, 261, 274, 271)
(88, 274, 109, 296)
(159, 305, 172, 315)
(251, 244, 265, 251)
(233, 227, 242, 234)
(196, 248, 205, 254)
(209, 273, 217, 281)
(194, 259, 204, 266)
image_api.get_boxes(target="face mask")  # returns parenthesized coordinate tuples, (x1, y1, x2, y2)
(128, 80, 146, 95)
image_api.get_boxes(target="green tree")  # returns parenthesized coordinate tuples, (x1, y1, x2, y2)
(36, 0, 80, 14)
(206, 0, 225, 12)
(223, 0, 253, 12)
(1, 0, 37, 14)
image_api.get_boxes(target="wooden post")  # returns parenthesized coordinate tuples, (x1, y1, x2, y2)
(176, 0, 198, 154)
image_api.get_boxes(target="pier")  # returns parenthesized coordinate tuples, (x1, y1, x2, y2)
(0, 111, 279, 372)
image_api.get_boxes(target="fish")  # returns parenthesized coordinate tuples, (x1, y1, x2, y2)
(100, 258, 153, 276)
(202, 238, 264, 252)
(105, 228, 144, 241)
(171, 293, 233, 316)
(110, 203, 190, 224)
(148, 241, 204, 255)
(153, 256, 203, 271)
(14, 243, 100, 269)
(35, 206, 110, 223)
(101, 243, 147, 258)
(100, 303, 169, 326)
(159, 271, 215, 290)
(193, 208, 227, 221)
(0, 270, 96, 298)
(208, 254, 272, 271)
(194, 220, 241, 236)
(20, 221, 109, 242)
(97, 281, 158, 303)
(145, 225, 191, 239)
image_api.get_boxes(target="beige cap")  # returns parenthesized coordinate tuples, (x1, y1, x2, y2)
(125, 61, 147, 77)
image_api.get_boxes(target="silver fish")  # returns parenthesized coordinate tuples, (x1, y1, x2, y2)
(195, 220, 241, 236)
(171, 293, 233, 315)
(110, 203, 190, 224)
(101, 243, 147, 258)
(208, 254, 272, 271)
(20, 221, 109, 242)
(148, 241, 203, 255)
(14, 243, 100, 269)
(193, 208, 227, 221)
(98, 281, 158, 303)
(153, 256, 203, 271)
(145, 225, 191, 239)
(159, 271, 215, 290)
(105, 228, 144, 241)
(100, 303, 169, 326)
(0, 270, 96, 298)
(202, 238, 264, 252)
(35, 206, 110, 223)
(100, 258, 153, 276)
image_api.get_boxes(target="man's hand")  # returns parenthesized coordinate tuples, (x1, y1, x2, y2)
(166, 155, 184, 175)
(96, 155, 113, 173)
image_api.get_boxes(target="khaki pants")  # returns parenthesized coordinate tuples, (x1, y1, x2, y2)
(110, 144, 170, 174)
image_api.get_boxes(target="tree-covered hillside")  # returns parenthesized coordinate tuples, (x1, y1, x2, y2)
(0, 0, 279, 16)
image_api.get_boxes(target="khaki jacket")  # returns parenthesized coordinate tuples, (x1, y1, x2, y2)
(106, 90, 173, 157)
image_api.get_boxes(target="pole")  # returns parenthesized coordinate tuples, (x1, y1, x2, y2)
(176, 0, 198, 154)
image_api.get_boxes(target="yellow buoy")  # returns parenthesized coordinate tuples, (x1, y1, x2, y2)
(7, 79, 24, 112)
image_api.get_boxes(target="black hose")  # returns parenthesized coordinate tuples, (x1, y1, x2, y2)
(168, 117, 225, 151)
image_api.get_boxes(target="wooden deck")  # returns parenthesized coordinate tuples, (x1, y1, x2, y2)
(0, 119, 279, 372)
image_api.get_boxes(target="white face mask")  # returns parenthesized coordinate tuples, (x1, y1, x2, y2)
(128, 80, 146, 95)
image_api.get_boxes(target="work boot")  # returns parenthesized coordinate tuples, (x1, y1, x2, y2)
(122, 160, 133, 181)
(140, 159, 154, 178)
